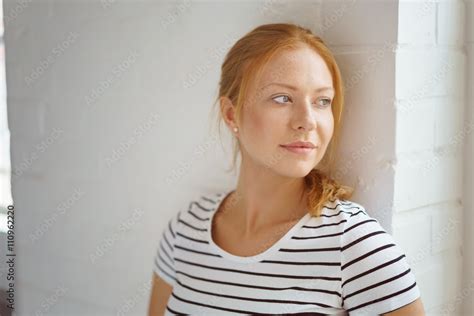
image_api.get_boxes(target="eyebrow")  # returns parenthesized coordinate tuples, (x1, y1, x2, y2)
(262, 82, 334, 93)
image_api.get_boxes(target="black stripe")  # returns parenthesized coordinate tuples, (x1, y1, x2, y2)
(175, 278, 334, 308)
(159, 241, 174, 263)
(341, 244, 395, 270)
(344, 219, 377, 234)
(187, 210, 208, 221)
(324, 203, 361, 212)
(349, 210, 367, 217)
(175, 270, 342, 297)
(176, 232, 208, 244)
(178, 218, 207, 231)
(168, 218, 175, 239)
(175, 257, 341, 281)
(166, 305, 186, 315)
(292, 231, 343, 240)
(343, 268, 412, 301)
(162, 233, 173, 254)
(302, 218, 347, 229)
(341, 231, 386, 251)
(318, 204, 366, 218)
(261, 260, 340, 266)
(279, 246, 341, 253)
(201, 196, 217, 204)
(157, 252, 174, 272)
(346, 281, 418, 312)
(154, 258, 176, 282)
(175, 244, 221, 258)
(171, 292, 256, 314)
(342, 254, 406, 287)
(339, 200, 354, 206)
(190, 201, 213, 212)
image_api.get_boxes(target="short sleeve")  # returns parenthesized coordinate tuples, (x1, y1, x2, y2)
(340, 208, 421, 315)
(152, 211, 180, 287)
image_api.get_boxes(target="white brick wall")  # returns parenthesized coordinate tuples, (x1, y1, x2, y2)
(2, 0, 471, 314)
(462, 0, 473, 315)
(393, 0, 469, 315)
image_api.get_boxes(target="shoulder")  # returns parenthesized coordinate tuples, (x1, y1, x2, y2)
(326, 199, 410, 274)
(328, 200, 421, 314)
(167, 190, 227, 231)
(318, 198, 373, 225)
(317, 198, 390, 245)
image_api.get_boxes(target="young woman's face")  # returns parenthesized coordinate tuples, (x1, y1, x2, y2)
(238, 46, 335, 178)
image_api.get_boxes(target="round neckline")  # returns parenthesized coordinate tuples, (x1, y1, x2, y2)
(207, 190, 312, 263)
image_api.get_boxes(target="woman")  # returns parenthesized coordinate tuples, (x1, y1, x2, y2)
(148, 23, 425, 315)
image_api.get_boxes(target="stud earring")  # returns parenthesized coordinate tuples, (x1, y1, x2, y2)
(233, 127, 238, 133)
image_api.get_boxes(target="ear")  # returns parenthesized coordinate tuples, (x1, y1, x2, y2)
(220, 96, 238, 129)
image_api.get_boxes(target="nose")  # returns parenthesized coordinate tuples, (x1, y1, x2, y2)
(292, 97, 317, 131)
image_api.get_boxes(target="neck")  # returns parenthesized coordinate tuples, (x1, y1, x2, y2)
(228, 158, 309, 237)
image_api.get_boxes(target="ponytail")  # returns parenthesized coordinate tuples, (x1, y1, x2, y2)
(304, 169, 354, 217)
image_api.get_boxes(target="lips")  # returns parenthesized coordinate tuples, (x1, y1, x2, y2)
(280, 145, 315, 155)
(280, 141, 316, 148)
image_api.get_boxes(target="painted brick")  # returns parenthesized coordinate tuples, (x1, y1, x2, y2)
(395, 98, 436, 154)
(437, 0, 466, 46)
(398, 0, 437, 44)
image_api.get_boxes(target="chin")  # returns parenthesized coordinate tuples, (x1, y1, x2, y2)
(275, 164, 315, 178)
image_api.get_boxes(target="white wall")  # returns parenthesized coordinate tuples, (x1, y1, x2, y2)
(462, 0, 474, 314)
(2, 0, 469, 315)
(393, 0, 469, 314)
(321, 0, 399, 231)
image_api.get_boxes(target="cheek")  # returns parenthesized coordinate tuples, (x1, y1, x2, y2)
(244, 106, 282, 141)
(319, 112, 334, 142)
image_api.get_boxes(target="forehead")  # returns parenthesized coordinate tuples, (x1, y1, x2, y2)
(256, 47, 333, 89)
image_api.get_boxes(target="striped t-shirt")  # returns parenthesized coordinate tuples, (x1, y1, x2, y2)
(152, 190, 421, 315)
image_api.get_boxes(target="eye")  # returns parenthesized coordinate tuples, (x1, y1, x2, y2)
(272, 95, 291, 104)
(317, 98, 332, 107)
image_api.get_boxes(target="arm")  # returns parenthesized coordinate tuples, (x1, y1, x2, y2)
(382, 298, 425, 316)
(148, 272, 173, 316)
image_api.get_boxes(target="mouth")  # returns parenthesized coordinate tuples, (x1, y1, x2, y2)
(280, 141, 317, 148)
(280, 145, 314, 149)
(279, 145, 316, 155)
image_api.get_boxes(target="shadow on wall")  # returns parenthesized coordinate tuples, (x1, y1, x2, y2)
(0, 290, 12, 316)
